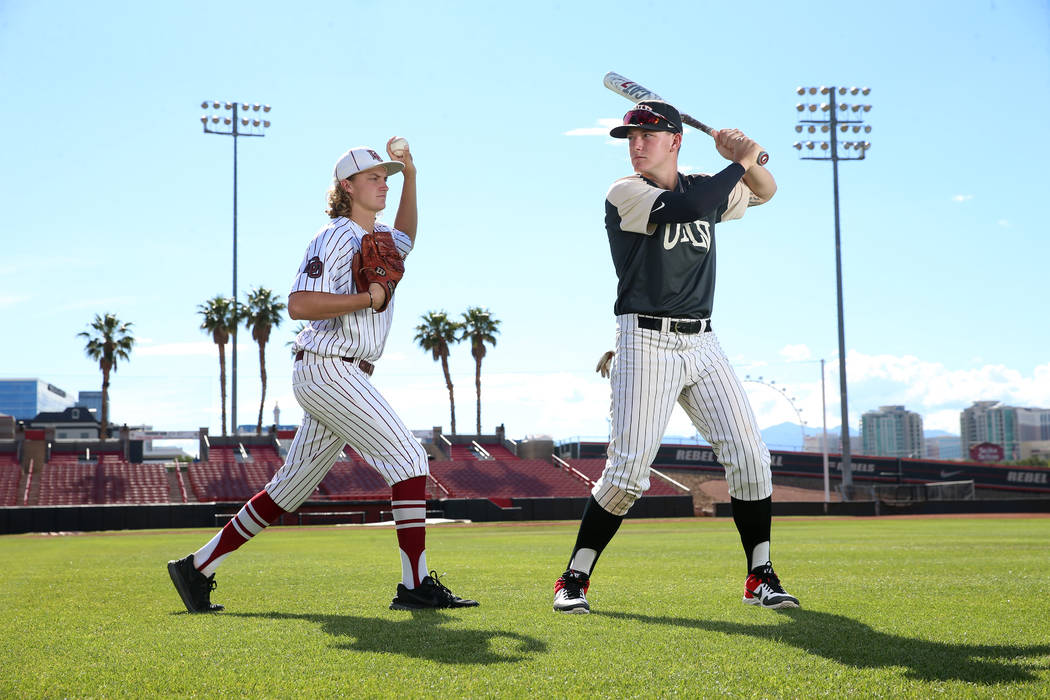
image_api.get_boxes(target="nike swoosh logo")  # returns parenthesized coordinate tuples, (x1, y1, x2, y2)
(652, 202, 665, 213)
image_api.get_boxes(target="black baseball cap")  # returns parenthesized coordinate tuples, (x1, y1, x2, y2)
(610, 100, 683, 138)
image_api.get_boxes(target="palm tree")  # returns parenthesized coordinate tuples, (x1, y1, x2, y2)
(460, 307, 501, 436)
(414, 311, 462, 435)
(78, 313, 134, 441)
(244, 287, 286, 435)
(198, 295, 240, 437)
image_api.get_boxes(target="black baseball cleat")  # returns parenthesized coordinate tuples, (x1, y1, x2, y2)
(167, 554, 224, 613)
(553, 569, 590, 614)
(389, 571, 479, 610)
(743, 561, 800, 609)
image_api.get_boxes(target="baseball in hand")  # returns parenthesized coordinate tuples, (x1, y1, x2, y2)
(389, 137, 409, 157)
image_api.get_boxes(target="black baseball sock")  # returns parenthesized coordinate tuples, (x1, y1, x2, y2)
(565, 496, 624, 576)
(730, 496, 772, 574)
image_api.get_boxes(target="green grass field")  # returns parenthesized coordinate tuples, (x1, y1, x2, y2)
(2, 516, 1048, 698)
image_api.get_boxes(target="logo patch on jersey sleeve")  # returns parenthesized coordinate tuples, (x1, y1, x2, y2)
(304, 256, 324, 279)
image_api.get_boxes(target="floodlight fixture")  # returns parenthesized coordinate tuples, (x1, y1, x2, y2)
(198, 98, 272, 437)
(790, 83, 873, 491)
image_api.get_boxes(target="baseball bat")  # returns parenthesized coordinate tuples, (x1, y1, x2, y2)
(602, 71, 769, 166)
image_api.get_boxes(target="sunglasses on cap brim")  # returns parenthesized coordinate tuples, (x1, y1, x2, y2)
(622, 109, 671, 128)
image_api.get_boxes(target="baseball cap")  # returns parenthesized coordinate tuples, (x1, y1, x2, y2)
(332, 146, 405, 181)
(609, 100, 683, 138)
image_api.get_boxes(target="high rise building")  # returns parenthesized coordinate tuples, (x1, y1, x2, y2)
(0, 379, 76, 420)
(77, 391, 103, 418)
(961, 401, 1050, 460)
(925, 435, 963, 460)
(860, 405, 924, 458)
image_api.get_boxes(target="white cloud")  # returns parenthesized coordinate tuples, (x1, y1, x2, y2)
(844, 350, 1050, 407)
(952, 194, 973, 202)
(998, 219, 1010, 227)
(922, 409, 963, 433)
(0, 295, 30, 308)
(563, 118, 620, 136)
(779, 344, 812, 362)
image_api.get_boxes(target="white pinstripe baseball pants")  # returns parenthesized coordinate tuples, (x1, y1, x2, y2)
(265, 352, 428, 512)
(592, 314, 772, 516)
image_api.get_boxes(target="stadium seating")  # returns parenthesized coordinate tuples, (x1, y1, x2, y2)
(427, 459, 591, 499)
(37, 460, 95, 505)
(188, 461, 270, 502)
(567, 458, 687, 496)
(447, 445, 478, 460)
(206, 446, 242, 463)
(317, 460, 390, 500)
(479, 444, 518, 460)
(96, 462, 170, 504)
(0, 454, 21, 506)
(244, 445, 284, 467)
(36, 458, 171, 505)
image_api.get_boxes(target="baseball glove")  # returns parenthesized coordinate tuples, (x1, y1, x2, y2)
(354, 231, 404, 312)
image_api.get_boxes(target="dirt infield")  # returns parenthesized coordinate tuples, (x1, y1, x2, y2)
(660, 470, 840, 515)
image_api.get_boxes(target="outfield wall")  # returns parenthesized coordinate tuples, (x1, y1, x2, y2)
(0, 494, 695, 535)
(563, 442, 1050, 495)
(713, 498, 1050, 517)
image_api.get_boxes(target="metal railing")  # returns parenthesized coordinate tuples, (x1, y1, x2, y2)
(553, 455, 595, 487)
(650, 467, 690, 492)
(21, 458, 33, 506)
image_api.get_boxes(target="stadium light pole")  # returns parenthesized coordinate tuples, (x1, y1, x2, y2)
(793, 85, 872, 495)
(200, 100, 271, 436)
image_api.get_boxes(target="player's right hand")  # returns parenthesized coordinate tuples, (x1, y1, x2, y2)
(368, 282, 388, 310)
(386, 136, 415, 176)
(714, 129, 763, 170)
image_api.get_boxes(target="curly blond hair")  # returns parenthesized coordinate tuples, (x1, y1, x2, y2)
(326, 180, 354, 218)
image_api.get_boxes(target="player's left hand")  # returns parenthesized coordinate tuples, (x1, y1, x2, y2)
(387, 136, 415, 176)
(595, 350, 614, 378)
(714, 128, 762, 168)
(354, 231, 405, 313)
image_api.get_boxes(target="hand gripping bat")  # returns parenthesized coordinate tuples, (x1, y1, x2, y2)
(603, 71, 769, 166)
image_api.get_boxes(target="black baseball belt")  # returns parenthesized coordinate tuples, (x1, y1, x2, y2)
(637, 315, 712, 334)
(295, 349, 375, 376)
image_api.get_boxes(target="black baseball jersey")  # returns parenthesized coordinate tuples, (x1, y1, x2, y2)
(605, 172, 751, 320)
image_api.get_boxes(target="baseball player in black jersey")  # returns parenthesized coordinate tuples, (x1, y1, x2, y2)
(553, 100, 799, 613)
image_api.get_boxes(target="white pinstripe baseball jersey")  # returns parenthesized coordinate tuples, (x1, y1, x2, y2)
(264, 216, 426, 513)
(291, 217, 412, 361)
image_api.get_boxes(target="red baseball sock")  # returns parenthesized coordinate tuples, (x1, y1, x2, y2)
(194, 490, 285, 577)
(391, 476, 427, 589)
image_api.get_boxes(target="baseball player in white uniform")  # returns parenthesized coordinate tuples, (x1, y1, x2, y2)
(168, 138, 477, 613)
(553, 101, 799, 613)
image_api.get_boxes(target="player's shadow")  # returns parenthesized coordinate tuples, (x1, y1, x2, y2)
(228, 611, 545, 665)
(598, 609, 1050, 684)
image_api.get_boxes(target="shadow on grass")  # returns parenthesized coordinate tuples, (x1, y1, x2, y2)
(228, 611, 545, 665)
(598, 609, 1050, 684)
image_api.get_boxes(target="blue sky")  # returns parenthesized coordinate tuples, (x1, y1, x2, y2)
(1, 0, 1048, 451)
